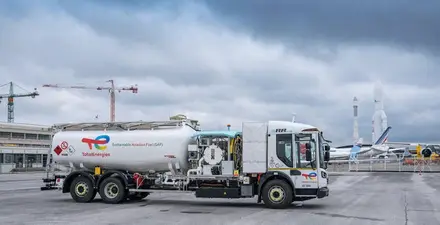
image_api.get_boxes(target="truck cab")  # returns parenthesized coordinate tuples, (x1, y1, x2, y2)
(243, 121, 330, 207)
(267, 121, 329, 200)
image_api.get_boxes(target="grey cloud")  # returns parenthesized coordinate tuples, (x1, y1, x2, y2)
(1, 1, 440, 146)
(332, 46, 440, 86)
(68, 64, 221, 87)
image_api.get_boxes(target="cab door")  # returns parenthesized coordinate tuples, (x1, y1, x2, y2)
(293, 134, 319, 190)
(267, 132, 298, 184)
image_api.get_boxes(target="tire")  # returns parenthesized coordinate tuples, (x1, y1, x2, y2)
(99, 177, 127, 204)
(127, 192, 150, 201)
(70, 176, 97, 203)
(262, 179, 293, 209)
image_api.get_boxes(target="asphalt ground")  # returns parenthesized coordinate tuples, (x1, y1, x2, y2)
(327, 161, 440, 173)
(0, 172, 438, 225)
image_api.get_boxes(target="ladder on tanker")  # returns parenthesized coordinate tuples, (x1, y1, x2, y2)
(51, 120, 200, 132)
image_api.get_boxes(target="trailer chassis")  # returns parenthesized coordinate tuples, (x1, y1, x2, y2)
(42, 165, 328, 209)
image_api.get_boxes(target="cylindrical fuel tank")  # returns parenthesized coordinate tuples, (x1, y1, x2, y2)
(51, 126, 196, 173)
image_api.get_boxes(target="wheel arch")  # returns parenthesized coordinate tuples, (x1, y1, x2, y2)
(257, 172, 295, 203)
(62, 171, 95, 193)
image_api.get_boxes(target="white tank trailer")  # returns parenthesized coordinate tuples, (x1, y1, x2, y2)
(42, 120, 331, 209)
(51, 126, 196, 173)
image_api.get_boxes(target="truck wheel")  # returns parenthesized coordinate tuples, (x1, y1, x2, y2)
(99, 177, 127, 204)
(262, 179, 293, 209)
(70, 176, 96, 203)
(128, 192, 150, 201)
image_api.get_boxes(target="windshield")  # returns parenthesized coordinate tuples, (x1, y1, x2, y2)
(296, 133, 317, 169)
(296, 132, 326, 169)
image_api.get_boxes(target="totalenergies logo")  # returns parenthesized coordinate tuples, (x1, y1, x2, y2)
(81, 135, 110, 151)
(302, 172, 317, 180)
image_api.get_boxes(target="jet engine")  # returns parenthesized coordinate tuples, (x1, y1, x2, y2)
(421, 148, 432, 158)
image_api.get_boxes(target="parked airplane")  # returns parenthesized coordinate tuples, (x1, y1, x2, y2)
(329, 126, 399, 160)
(386, 142, 440, 155)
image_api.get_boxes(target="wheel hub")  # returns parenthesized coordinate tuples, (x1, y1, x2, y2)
(75, 182, 89, 197)
(268, 186, 285, 203)
(104, 182, 119, 199)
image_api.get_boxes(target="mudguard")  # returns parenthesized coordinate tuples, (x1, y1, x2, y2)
(96, 170, 130, 189)
(62, 171, 95, 193)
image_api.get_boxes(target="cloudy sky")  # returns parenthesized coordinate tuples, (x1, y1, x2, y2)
(0, 0, 439, 145)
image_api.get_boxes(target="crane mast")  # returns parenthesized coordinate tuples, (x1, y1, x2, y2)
(0, 82, 39, 123)
(42, 80, 138, 122)
(109, 80, 116, 123)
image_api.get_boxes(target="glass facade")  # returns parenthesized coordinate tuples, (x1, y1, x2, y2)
(0, 128, 52, 170)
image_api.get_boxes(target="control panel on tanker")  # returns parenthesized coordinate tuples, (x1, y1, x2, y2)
(187, 135, 242, 176)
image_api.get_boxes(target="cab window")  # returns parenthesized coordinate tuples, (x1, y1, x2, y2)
(295, 134, 316, 168)
(276, 134, 293, 167)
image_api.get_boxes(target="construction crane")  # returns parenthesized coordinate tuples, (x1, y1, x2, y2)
(42, 80, 138, 122)
(0, 82, 39, 123)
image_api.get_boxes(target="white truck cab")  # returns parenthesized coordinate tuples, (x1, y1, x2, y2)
(242, 121, 330, 206)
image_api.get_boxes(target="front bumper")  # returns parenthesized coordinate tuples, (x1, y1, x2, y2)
(317, 187, 329, 198)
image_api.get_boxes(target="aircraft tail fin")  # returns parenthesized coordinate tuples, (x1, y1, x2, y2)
(374, 126, 392, 145)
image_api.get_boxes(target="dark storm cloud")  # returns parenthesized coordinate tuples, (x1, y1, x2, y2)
(201, 0, 440, 88)
(203, 0, 440, 54)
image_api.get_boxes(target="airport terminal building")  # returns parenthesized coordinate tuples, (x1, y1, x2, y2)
(0, 122, 52, 173)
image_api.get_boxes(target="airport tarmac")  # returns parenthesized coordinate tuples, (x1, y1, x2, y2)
(0, 173, 46, 192)
(327, 160, 440, 173)
(0, 172, 439, 225)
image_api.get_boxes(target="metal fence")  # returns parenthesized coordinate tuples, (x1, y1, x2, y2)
(326, 156, 440, 173)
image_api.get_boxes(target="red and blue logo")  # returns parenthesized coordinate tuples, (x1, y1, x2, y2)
(302, 172, 317, 180)
(81, 135, 110, 151)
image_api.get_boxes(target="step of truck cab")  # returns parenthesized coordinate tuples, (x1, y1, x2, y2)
(195, 187, 241, 198)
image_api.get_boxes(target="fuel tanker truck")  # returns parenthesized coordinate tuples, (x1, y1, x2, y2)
(41, 119, 331, 209)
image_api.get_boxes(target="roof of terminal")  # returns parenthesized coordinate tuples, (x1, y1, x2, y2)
(0, 122, 51, 131)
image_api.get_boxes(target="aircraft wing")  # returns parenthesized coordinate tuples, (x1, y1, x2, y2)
(386, 142, 427, 146)
(387, 142, 440, 147)
(370, 144, 390, 152)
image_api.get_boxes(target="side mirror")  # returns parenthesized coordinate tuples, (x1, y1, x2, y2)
(324, 151, 330, 161)
(305, 143, 311, 150)
(324, 145, 330, 151)
(305, 149, 312, 161)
